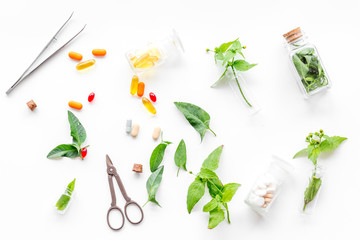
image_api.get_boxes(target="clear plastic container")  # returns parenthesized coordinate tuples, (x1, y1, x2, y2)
(125, 29, 184, 74)
(283, 27, 331, 98)
(55, 179, 75, 214)
(300, 165, 325, 215)
(212, 67, 260, 114)
(244, 156, 294, 215)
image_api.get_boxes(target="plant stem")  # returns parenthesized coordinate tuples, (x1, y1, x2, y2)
(208, 128, 216, 136)
(231, 66, 252, 107)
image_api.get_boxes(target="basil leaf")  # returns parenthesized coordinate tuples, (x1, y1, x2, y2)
(293, 54, 309, 79)
(221, 183, 241, 203)
(187, 177, 205, 213)
(208, 208, 225, 229)
(202, 145, 223, 171)
(150, 142, 171, 172)
(56, 179, 76, 211)
(68, 111, 86, 146)
(47, 144, 80, 159)
(145, 166, 164, 207)
(174, 102, 216, 142)
(66, 178, 76, 195)
(298, 48, 314, 55)
(56, 194, 71, 211)
(174, 139, 187, 176)
(303, 176, 322, 211)
(207, 178, 223, 198)
(308, 147, 320, 165)
(219, 39, 238, 53)
(319, 136, 347, 152)
(233, 60, 257, 71)
(203, 197, 220, 212)
(199, 168, 219, 180)
(293, 148, 308, 159)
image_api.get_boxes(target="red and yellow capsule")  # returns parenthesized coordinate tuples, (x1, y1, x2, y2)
(142, 97, 156, 114)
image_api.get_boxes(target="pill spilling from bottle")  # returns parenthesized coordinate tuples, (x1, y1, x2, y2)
(88, 92, 95, 102)
(137, 82, 145, 97)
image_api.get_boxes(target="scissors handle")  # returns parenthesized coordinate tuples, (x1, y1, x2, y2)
(124, 200, 144, 224)
(107, 206, 125, 231)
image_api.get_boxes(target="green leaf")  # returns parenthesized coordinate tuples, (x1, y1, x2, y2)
(233, 60, 257, 71)
(174, 139, 187, 176)
(293, 54, 309, 79)
(303, 176, 322, 211)
(293, 148, 308, 159)
(308, 147, 320, 165)
(56, 194, 71, 211)
(199, 168, 219, 180)
(221, 183, 241, 203)
(145, 166, 164, 207)
(203, 196, 220, 212)
(68, 111, 86, 146)
(208, 208, 225, 229)
(298, 48, 315, 55)
(187, 177, 205, 213)
(222, 50, 236, 65)
(56, 178, 76, 211)
(202, 145, 223, 171)
(150, 142, 171, 172)
(219, 39, 238, 53)
(207, 178, 223, 198)
(174, 102, 216, 142)
(66, 178, 76, 195)
(319, 136, 347, 152)
(47, 144, 80, 159)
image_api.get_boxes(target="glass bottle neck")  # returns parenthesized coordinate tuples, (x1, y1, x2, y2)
(287, 36, 309, 51)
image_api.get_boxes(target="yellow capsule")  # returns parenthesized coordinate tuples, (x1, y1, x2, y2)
(142, 97, 156, 114)
(133, 53, 150, 68)
(76, 59, 95, 71)
(148, 48, 162, 58)
(130, 75, 139, 95)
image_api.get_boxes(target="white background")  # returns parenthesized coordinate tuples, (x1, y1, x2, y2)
(0, 0, 359, 239)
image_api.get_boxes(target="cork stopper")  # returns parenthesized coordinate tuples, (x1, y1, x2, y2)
(283, 27, 303, 43)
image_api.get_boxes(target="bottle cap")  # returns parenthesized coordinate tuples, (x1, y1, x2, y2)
(283, 27, 303, 43)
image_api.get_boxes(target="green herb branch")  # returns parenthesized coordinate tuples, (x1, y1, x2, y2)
(207, 39, 257, 107)
(293, 129, 347, 211)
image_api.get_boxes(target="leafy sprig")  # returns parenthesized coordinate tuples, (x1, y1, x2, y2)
(187, 145, 241, 229)
(207, 39, 257, 107)
(293, 129, 347, 211)
(47, 111, 89, 160)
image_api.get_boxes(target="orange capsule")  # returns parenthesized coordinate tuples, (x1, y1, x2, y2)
(130, 75, 139, 95)
(137, 82, 145, 97)
(68, 51, 83, 61)
(68, 101, 83, 110)
(92, 49, 107, 56)
(76, 59, 95, 71)
(142, 97, 156, 114)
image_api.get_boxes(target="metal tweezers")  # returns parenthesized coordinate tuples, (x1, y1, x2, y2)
(6, 12, 86, 94)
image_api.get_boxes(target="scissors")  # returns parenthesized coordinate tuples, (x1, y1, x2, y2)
(106, 154, 144, 230)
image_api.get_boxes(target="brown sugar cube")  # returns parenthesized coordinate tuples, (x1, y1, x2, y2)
(132, 164, 143, 173)
(26, 100, 37, 111)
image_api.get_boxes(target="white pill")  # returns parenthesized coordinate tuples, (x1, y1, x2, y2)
(254, 189, 267, 197)
(131, 124, 140, 137)
(266, 186, 277, 193)
(249, 195, 265, 207)
(126, 119, 132, 134)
